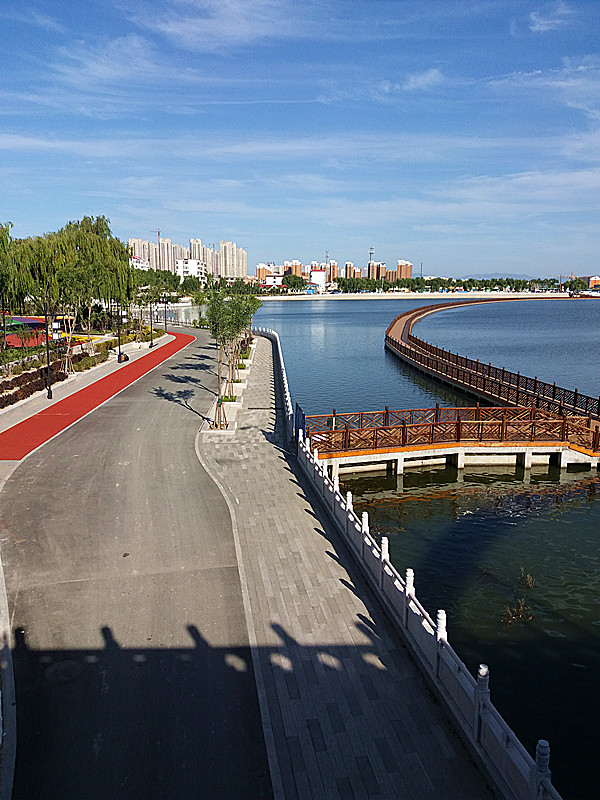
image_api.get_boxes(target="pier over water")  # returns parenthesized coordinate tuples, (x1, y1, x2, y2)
(385, 299, 600, 423)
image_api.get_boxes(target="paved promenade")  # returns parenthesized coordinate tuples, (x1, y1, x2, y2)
(199, 335, 493, 800)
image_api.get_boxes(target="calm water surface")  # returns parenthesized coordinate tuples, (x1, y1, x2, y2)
(255, 297, 599, 800)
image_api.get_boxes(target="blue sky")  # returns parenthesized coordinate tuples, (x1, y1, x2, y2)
(2, 0, 600, 277)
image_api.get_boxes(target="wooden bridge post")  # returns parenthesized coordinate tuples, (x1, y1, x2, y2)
(574, 388, 579, 410)
(332, 408, 336, 430)
(435, 403, 440, 423)
(385, 405, 390, 426)
(516, 372, 520, 404)
(344, 424, 350, 451)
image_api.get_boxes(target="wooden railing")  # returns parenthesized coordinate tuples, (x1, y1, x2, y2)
(305, 411, 598, 455)
(306, 404, 556, 436)
(384, 301, 600, 421)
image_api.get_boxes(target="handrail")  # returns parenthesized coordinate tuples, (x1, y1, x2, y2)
(306, 415, 596, 455)
(305, 404, 561, 435)
(252, 326, 294, 443)
(384, 301, 600, 421)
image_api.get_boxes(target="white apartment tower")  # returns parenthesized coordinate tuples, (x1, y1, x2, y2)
(128, 236, 247, 279)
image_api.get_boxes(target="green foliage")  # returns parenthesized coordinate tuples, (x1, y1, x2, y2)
(181, 275, 203, 295)
(282, 274, 307, 291)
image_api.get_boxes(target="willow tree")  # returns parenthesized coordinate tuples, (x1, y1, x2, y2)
(61, 216, 132, 336)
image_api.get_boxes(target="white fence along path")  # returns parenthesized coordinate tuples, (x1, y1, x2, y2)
(253, 326, 563, 800)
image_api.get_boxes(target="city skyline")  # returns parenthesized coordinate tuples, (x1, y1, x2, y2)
(2, 1, 600, 277)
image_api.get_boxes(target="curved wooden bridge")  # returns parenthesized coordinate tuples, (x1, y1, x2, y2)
(294, 299, 599, 477)
(384, 298, 600, 422)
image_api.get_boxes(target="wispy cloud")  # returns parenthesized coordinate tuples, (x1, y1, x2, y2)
(402, 68, 445, 92)
(52, 35, 188, 89)
(0, 7, 65, 33)
(125, 0, 297, 52)
(489, 56, 600, 121)
(528, 2, 574, 33)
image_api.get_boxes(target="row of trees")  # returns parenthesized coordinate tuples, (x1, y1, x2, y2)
(1, 216, 264, 429)
(0, 217, 185, 355)
(335, 275, 584, 294)
(205, 291, 262, 428)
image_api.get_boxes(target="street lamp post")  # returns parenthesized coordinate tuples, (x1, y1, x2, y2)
(149, 302, 154, 347)
(43, 298, 52, 399)
(163, 296, 168, 334)
(117, 304, 129, 363)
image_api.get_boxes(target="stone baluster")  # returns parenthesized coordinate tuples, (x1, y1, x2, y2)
(474, 664, 490, 743)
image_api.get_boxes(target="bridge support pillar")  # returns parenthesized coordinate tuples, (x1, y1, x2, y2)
(395, 456, 405, 475)
(550, 450, 567, 470)
(516, 451, 532, 471)
(331, 461, 340, 482)
(447, 451, 464, 470)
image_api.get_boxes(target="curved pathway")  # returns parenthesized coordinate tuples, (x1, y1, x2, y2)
(0, 329, 271, 799)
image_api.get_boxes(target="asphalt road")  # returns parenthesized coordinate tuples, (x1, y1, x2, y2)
(0, 329, 272, 800)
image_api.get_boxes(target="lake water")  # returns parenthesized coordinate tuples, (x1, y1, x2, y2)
(253, 296, 600, 800)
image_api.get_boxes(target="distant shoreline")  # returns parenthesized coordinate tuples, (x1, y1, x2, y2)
(258, 291, 560, 301)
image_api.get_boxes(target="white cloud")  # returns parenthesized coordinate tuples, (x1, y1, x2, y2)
(402, 68, 445, 92)
(126, 0, 296, 52)
(0, 7, 64, 33)
(528, 2, 574, 33)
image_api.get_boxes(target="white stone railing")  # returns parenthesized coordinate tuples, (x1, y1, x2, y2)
(252, 327, 294, 443)
(297, 428, 563, 800)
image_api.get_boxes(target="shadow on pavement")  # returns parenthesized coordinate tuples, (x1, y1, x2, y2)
(11, 624, 272, 800)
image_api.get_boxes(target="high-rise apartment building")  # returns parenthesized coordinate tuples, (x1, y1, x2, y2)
(368, 261, 387, 280)
(397, 260, 413, 280)
(128, 236, 247, 279)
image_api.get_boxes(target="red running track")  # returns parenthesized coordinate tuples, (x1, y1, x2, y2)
(0, 332, 196, 461)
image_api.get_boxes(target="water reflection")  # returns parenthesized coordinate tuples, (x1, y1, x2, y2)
(345, 466, 600, 799)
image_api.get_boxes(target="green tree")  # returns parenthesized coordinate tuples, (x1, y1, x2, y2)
(0, 222, 14, 348)
(282, 274, 307, 291)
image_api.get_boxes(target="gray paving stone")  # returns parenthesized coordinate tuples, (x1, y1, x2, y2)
(197, 335, 493, 800)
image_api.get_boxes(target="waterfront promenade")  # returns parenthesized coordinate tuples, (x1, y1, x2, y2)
(0, 328, 493, 798)
(199, 334, 493, 799)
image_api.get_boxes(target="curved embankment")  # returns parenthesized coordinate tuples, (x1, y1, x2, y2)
(385, 298, 600, 425)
